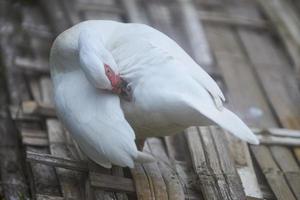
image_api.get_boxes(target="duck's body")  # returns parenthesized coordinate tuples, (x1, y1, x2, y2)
(50, 20, 258, 168)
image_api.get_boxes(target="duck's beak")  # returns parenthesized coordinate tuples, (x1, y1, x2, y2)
(119, 78, 133, 101)
(112, 77, 132, 101)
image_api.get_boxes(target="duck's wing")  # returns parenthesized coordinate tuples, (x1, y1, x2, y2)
(179, 78, 259, 144)
(55, 73, 153, 168)
(144, 29, 258, 144)
(108, 23, 258, 144)
(134, 63, 259, 144)
(119, 23, 225, 107)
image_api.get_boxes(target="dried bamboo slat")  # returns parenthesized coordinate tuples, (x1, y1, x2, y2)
(131, 164, 153, 199)
(270, 146, 300, 199)
(0, 1, 61, 198)
(26, 146, 61, 197)
(29, 78, 43, 103)
(256, 135, 300, 146)
(22, 101, 56, 117)
(0, 96, 29, 199)
(15, 57, 50, 75)
(90, 172, 135, 193)
(238, 27, 300, 162)
(185, 127, 220, 199)
(236, 15, 300, 199)
(81, 3, 123, 22)
(253, 128, 300, 138)
(204, 25, 276, 127)
(20, 5, 53, 62)
(47, 119, 85, 199)
(20, 4, 53, 39)
(185, 126, 245, 200)
(111, 166, 129, 200)
(146, 1, 176, 40)
(28, 151, 139, 197)
(0, 6, 29, 196)
(228, 3, 300, 198)
(27, 151, 88, 171)
(204, 22, 271, 199)
(20, 76, 60, 198)
(21, 128, 49, 147)
(41, 76, 85, 199)
(194, 0, 222, 7)
(198, 11, 269, 30)
(130, 142, 169, 200)
(177, 0, 213, 70)
(259, 0, 300, 79)
(146, 138, 185, 200)
(225, 134, 262, 199)
(251, 146, 296, 200)
(120, 0, 148, 23)
(36, 194, 65, 200)
(253, 128, 300, 146)
(77, 3, 124, 15)
(88, 161, 120, 200)
(38, 0, 71, 35)
(9, 105, 42, 122)
(210, 127, 245, 200)
(142, 155, 168, 199)
(164, 134, 201, 199)
(61, 0, 81, 25)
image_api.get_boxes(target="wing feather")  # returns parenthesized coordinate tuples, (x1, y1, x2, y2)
(124, 24, 225, 105)
(54, 71, 139, 168)
(173, 76, 259, 144)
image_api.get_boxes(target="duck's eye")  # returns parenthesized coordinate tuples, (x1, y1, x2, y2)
(104, 64, 112, 75)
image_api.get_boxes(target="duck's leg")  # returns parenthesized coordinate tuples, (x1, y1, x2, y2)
(136, 139, 146, 151)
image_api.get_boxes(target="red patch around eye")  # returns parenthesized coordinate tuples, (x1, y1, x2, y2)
(104, 64, 121, 91)
(104, 64, 110, 73)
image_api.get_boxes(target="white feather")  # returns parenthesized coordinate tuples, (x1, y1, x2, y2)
(54, 71, 139, 168)
(50, 20, 259, 168)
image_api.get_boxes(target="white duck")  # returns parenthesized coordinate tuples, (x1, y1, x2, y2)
(50, 20, 259, 168)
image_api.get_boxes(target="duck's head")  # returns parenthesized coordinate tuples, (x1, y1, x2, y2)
(78, 28, 132, 101)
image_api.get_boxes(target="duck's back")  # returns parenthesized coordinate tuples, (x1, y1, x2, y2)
(50, 20, 220, 138)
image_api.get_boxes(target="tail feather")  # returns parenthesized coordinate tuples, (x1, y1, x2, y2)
(215, 109, 259, 145)
(134, 151, 156, 164)
(185, 97, 259, 145)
